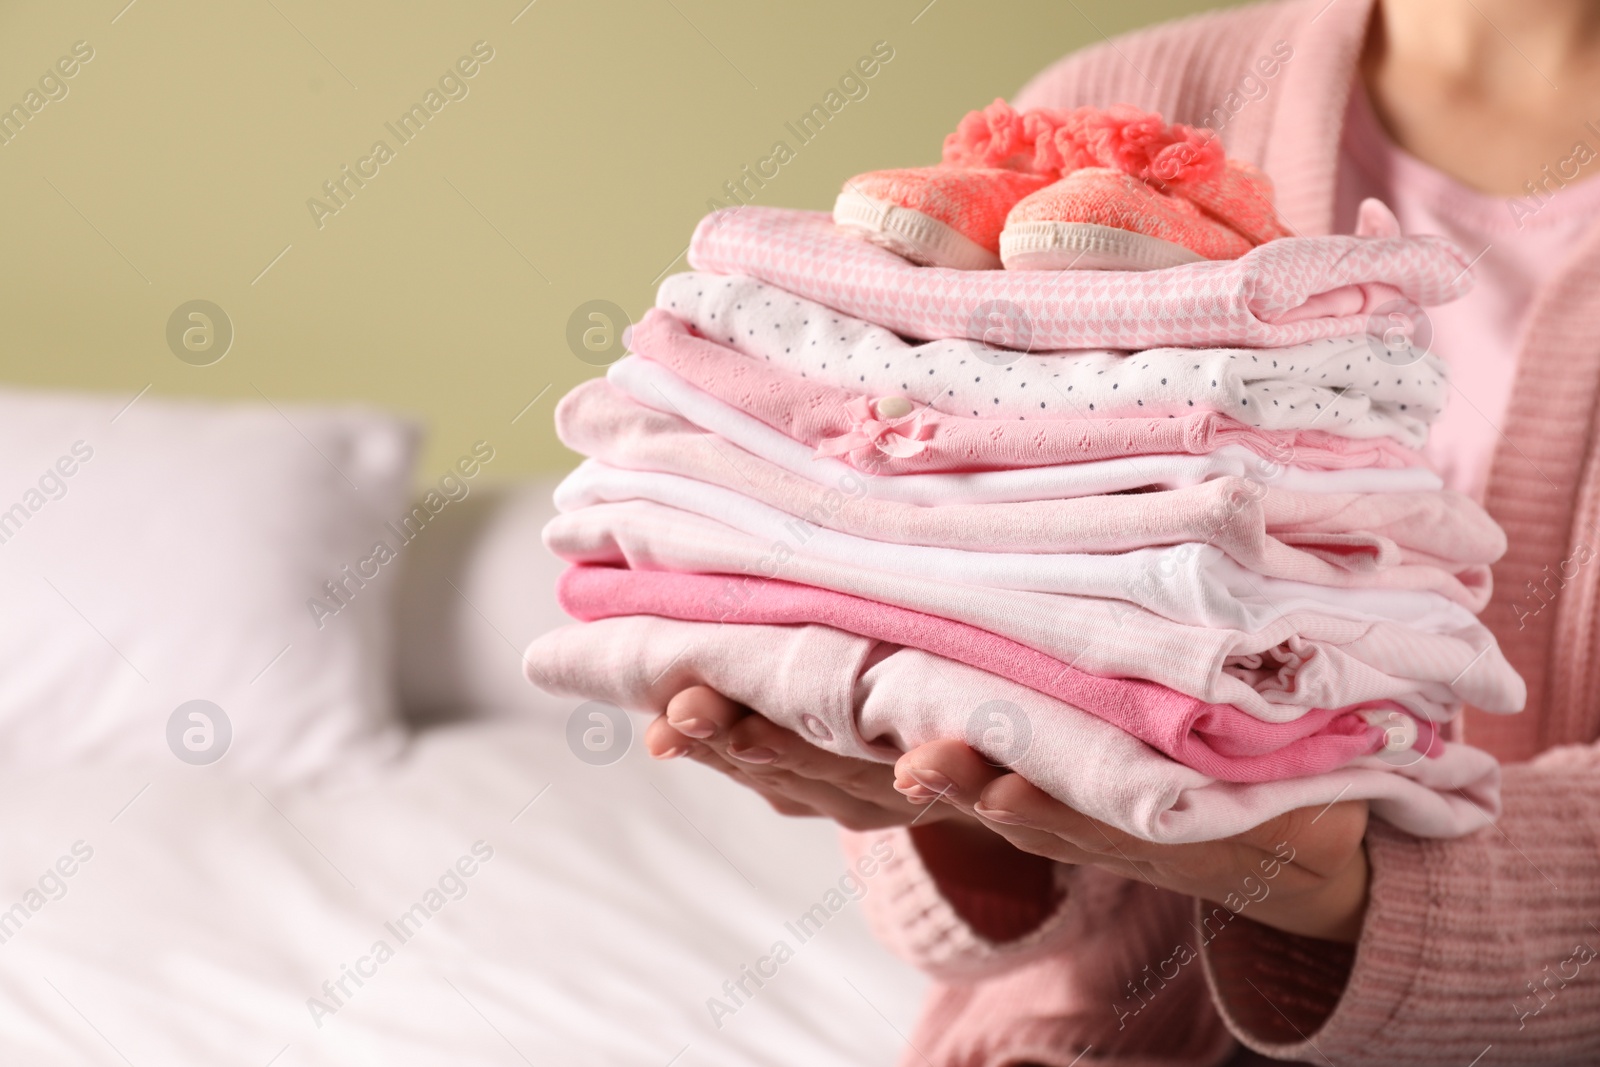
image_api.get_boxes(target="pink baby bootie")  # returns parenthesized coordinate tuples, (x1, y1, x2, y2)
(999, 105, 1292, 270)
(833, 99, 1067, 270)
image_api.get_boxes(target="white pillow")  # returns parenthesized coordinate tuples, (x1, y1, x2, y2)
(0, 386, 420, 779)
(394, 479, 572, 722)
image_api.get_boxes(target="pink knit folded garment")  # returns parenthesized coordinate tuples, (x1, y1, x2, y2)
(556, 380, 1501, 609)
(558, 565, 1445, 783)
(523, 614, 1503, 842)
(623, 309, 1427, 474)
(685, 207, 1473, 348)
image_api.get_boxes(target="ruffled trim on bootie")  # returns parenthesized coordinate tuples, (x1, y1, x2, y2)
(941, 101, 1291, 248)
(941, 98, 1063, 174)
(942, 101, 1225, 184)
(1040, 104, 1225, 184)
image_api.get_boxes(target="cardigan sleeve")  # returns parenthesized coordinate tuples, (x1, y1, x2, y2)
(842, 826, 1238, 1067)
(840, 825, 1117, 982)
(1203, 743, 1600, 1064)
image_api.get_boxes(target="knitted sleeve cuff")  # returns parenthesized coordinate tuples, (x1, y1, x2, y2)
(841, 826, 1129, 981)
(1206, 750, 1600, 1064)
(1200, 820, 1427, 1054)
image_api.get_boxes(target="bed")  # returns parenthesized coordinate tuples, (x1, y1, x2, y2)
(0, 387, 925, 1066)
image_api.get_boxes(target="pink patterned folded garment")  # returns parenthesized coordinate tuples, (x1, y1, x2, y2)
(610, 355, 1441, 502)
(557, 564, 1444, 783)
(685, 208, 1474, 349)
(623, 309, 1427, 474)
(653, 278, 1446, 444)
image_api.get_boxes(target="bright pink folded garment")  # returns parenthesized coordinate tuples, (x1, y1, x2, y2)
(558, 564, 1442, 783)
(546, 500, 1527, 720)
(626, 309, 1426, 474)
(556, 380, 1502, 609)
(523, 615, 1503, 842)
(685, 208, 1473, 348)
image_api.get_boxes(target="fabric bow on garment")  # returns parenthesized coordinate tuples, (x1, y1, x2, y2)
(815, 396, 939, 462)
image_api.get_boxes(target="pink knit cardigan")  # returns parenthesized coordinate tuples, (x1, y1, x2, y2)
(852, 1, 1600, 1063)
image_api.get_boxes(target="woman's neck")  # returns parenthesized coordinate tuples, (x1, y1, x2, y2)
(1383, 0, 1600, 81)
(1364, 0, 1600, 195)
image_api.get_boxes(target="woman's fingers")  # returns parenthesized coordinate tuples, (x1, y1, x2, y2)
(893, 738, 1008, 806)
(711, 716, 946, 828)
(672, 693, 923, 815)
(644, 713, 695, 760)
(691, 741, 922, 830)
(720, 715, 895, 795)
(895, 740, 1161, 872)
(651, 701, 941, 830)
(1239, 801, 1369, 877)
(678, 743, 822, 817)
(973, 771, 1154, 860)
(719, 712, 816, 767)
(664, 686, 752, 740)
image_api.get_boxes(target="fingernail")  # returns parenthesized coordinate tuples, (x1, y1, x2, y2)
(894, 783, 938, 805)
(907, 769, 952, 794)
(728, 746, 777, 764)
(975, 804, 1029, 825)
(673, 717, 716, 739)
(653, 745, 690, 760)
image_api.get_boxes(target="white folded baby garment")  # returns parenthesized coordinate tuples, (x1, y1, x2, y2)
(543, 500, 1526, 720)
(558, 380, 1499, 609)
(524, 615, 1503, 843)
(657, 272, 1449, 445)
(556, 460, 1482, 637)
(607, 356, 1445, 501)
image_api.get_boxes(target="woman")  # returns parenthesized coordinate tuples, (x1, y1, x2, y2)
(645, 0, 1600, 1061)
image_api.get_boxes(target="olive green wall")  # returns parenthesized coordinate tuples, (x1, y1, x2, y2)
(0, 0, 1233, 479)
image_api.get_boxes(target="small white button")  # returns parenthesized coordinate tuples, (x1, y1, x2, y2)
(1360, 708, 1418, 753)
(801, 714, 833, 742)
(874, 396, 913, 419)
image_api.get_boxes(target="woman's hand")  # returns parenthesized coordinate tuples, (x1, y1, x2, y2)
(649, 688, 1371, 944)
(646, 688, 1068, 939)
(894, 739, 1372, 943)
(644, 686, 974, 831)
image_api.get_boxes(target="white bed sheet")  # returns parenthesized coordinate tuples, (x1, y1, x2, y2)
(0, 715, 926, 1066)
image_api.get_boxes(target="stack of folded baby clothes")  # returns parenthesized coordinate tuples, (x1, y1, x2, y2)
(525, 102, 1525, 844)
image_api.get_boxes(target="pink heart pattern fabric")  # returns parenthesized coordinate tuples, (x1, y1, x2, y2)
(687, 208, 1473, 349)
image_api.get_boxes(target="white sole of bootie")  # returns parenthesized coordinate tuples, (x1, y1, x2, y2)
(833, 189, 1001, 271)
(1000, 220, 1206, 271)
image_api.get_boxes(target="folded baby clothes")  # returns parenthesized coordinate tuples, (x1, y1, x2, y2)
(617, 303, 1433, 467)
(556, 382, 1500, 606)
(558, 564, 1445, 783)
(611, 331, 1440, 489)
(523, 614, 1503, 842)
(683, 208, 1474, 348)
(543, 501, 1526, 719)
(527, 172, 1525, 841)
(657, 274, 1448, 444)
(556, 460, 1487, 634)
(615, 357, 1438, 505)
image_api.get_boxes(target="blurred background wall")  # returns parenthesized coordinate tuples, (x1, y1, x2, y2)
(0, 0, 1235, 480)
